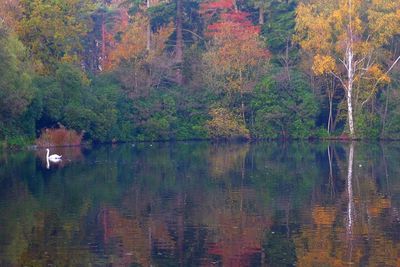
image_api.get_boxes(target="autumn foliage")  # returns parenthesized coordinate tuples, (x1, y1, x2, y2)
(104, 15, 174, 70)
(36, 128, 83, 147)
(206, 108, 250, 139)
(201, 0, 269, 80)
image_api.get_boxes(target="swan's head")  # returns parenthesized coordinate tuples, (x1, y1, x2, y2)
(46, 148, 49, 152)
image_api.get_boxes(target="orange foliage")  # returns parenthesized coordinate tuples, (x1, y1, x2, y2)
(207, 21, 268, 74)
(36, 127, 83, 147)
(0, 0, 21, 30)
(97, 5, 130, 70)
(312, 206, 336, 226)
(103, 14, 174, 70)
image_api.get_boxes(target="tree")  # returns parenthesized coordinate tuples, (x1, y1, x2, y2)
(201, 0, 269, 124)
(104, 13, 175, 96)
(295, 0, 400, 138)
(0, 0, 21, 31)
(0, 23, 34, 138)
(82, 1, 130, 73)
(251, 0, 268, 25)
(206, 107, 250, 139)
(17, 0, 94, 73)
(251, 71, 318, 139)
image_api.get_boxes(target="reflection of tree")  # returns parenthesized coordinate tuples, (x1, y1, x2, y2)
(3, 142, 400, 265)
(346, 142, 355, 262)
(0, 178, 38, 265)
(208, 143, 250, 179)
(204, 195, 271, 267)
(293, 142, 400, 266)
(101, 207, 151, 266)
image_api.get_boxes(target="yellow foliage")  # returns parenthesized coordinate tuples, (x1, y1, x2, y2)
(295, 0, 400, 109)
(312, 54, 336, 75)
(368, 65, 391, 84)
(206, 108, 250, 139)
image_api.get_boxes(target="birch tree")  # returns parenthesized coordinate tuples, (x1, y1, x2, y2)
(295, 0, 400, 137)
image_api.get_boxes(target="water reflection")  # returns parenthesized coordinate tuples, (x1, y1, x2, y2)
(346, 142, 355, 264)
(36, 146, 84, 169)
(1, 142, 400, 266)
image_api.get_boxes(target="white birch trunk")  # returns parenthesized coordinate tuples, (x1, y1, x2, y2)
(347, 68, 355, 137)
(346, 0, 355, 138)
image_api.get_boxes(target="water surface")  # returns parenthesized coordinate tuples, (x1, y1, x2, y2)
(0, 141, 400, 266)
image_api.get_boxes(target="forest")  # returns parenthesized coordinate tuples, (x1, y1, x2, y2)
(1, 0, 400, 146)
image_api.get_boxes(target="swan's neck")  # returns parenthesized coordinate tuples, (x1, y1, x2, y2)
(46, 150, 49, 158)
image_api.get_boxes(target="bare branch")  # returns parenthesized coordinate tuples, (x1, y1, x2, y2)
(361, 55, 400, 108)
(385, 55, 400, 76)
(329, 71, 347, 91)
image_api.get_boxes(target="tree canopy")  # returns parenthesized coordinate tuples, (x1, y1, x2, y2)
(1, 0, 400, 145)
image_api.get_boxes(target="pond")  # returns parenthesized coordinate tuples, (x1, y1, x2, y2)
(0, 141, 399, 266)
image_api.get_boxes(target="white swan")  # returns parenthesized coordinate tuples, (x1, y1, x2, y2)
(46, 148, 62, 162)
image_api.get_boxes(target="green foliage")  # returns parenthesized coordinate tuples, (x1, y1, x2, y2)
(379, 88, 400, 140)
(2, 136, 33, 149)
(18, 0, 94, 73)
(355, 111, 381, 139)
(2, 0, 400, 143)
(263, 229, 297, 266)
(0, 24, 35, 140)
(251, 70, 318, 139)
(131, 86, 209, 141)
(261, 0, 297, 53)
(34, 64, 119, 142)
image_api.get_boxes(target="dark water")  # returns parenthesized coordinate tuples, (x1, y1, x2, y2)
(1, 141, 400, 266)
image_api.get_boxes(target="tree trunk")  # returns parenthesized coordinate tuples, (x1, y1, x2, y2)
(327, 78, 336, 133)
(328, 92, 333, 134)
(259, 5, 264, 25)
(346, 0, 355, 138)
(284, 38, 291, 81)
(233, 0, 238, 12)
(347, 82, 355, 137)
(381, 88, 389, 138)
(239, 70, 246, 124)
(100, 12, 106, 71)
(346, 40, 355, 137)
(146, 0, 151, 51)
(175, 0, 183, 85)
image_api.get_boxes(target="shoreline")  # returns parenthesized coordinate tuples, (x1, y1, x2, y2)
(2, 136, 400, 151)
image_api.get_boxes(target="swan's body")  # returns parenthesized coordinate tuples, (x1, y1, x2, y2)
(46, 148, 62, 162)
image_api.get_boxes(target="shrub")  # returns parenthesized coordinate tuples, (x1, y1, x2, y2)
(206, 107, 250, 139)
(36, 127, 83, 147)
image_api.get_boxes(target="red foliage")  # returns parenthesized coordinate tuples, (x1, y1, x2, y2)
(201, 0, 261, 40)
(220, 12, 251, 24)
(200, 0, 234, 11)
(36, 128, 83, 147)
(207, 20, 260, 39)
